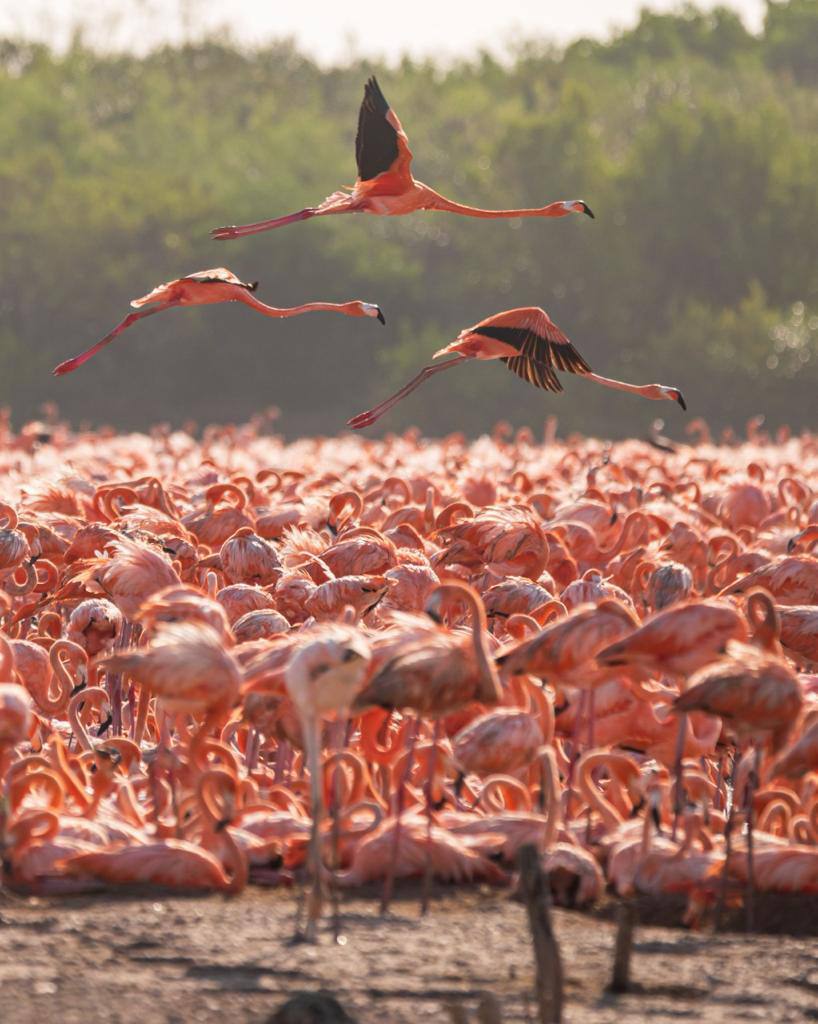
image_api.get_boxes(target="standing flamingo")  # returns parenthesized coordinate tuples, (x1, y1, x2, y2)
(352, 580, 501, 912)
(347, 308, 685, 429)
(99, 621, 243, 753)
(211, 76, 594, 240)
(52, 269, 384, 376)
(284, 623, 372, 941)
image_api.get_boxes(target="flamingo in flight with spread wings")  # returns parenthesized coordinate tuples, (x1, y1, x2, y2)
(347, 306, 686, 430)
(211, 76, 594, 240)
(53, 268, 384, 376)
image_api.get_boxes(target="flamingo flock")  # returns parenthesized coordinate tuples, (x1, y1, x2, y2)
(0, 414, 816, 940)
(52, 78, 684, 423)
(11, 73, 811, 949)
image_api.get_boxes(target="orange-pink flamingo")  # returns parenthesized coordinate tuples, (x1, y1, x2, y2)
(53, 269, 384, 375)
(212, 76, 593, 240)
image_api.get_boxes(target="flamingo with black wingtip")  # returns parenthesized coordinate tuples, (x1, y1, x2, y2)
(53, 268, 384, 376)
(347, 306, 686, 429)
(211, 77, 595, 240)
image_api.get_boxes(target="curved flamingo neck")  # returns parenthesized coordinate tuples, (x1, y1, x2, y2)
(539, 746, 562, 849)
(746, 590, 782, 653)
(9, 809, 59, 852)
(437, 582, 502, 705)
(68, 687, 108, 754)
(418, 185, 572, 220)
(576, 751, 625, 832)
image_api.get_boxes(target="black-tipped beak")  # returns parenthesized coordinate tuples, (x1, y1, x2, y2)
(651, 802, 663, 833)
(787, 537, 798, 553)
(426, 607, 443, 625)
(581, 202, 595, 219)
(675, 391, 687, 411)
(96, 713, 113, 737)
(376, 308, 386, 325)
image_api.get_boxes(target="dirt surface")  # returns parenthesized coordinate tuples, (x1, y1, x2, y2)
(1, 885, 817, 1024)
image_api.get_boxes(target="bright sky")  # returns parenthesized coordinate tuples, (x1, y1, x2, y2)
(0, 0, 766, 62)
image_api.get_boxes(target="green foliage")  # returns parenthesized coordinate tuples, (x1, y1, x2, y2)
(1, 3, 817, 439)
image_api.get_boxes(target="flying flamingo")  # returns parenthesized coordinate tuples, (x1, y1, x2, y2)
(52, 268, 385, 376)
(211, 76, 594, 240)
(347, 307, 686, 429)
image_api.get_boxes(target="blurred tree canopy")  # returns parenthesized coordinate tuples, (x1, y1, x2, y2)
(1, 1, 817, 440)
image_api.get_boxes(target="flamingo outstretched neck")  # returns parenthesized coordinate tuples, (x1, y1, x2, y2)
(211, 77, 594, 240)
(52, 269, 384, 375)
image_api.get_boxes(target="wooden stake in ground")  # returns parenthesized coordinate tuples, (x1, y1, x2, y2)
(519, 844, 564, 1024)
(609, 901, 637, 993)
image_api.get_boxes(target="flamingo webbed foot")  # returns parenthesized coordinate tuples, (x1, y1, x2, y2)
(347, 411, 377, 430)
(210, 225, 239, 240)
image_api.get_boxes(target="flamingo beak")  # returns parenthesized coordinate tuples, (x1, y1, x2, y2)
(787, 536, 798, 553)
(377, 307, 386, 325)
(579, 201, 595, 219)
(675, 390, 687, 411)
(96, 713, 113, 737)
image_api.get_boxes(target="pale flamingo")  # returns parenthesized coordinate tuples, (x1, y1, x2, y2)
(284, 623, 372, 940)
(52, 269, 384, 375)
(212, 76, 593, 239)
(348, 308, 685, 429)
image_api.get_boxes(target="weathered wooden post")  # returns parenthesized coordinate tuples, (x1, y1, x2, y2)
(519, 843, 564, 1024)
(609, 901, 637, 993)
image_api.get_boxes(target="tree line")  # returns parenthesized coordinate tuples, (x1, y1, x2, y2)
(1, 1, 817, 439)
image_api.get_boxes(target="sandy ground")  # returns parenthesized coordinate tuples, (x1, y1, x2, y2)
(1, 884, 817, 1023)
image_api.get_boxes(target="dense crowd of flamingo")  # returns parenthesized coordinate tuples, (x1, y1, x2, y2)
(1, 413, 817, 940)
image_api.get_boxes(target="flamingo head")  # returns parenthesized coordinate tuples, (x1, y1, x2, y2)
(664, 386, 687, 410)
(648, 385, 686, 410)
(356, 302, 386, 324)
(563, 200, 595, 219)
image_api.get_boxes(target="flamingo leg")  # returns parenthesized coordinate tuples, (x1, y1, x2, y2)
(52, 304, 173, 376)
(328, 716, 347, 944)
(715, 750, 738, 930)
(133, 683, 150, 749)
(381, 716, 419, 915)
(348, 357, 469, 430)
(564, 690, 588, 822)
(245, 727, 260, 772)
(302, 713, 324, 942)
(211, 207, 319, 239)
(108, 619, 131, 737)
(671, 710, 687, 842)
(585, 690, 596, 845)
(745, 746, 760, 932)
(421, 719, 442, 916)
